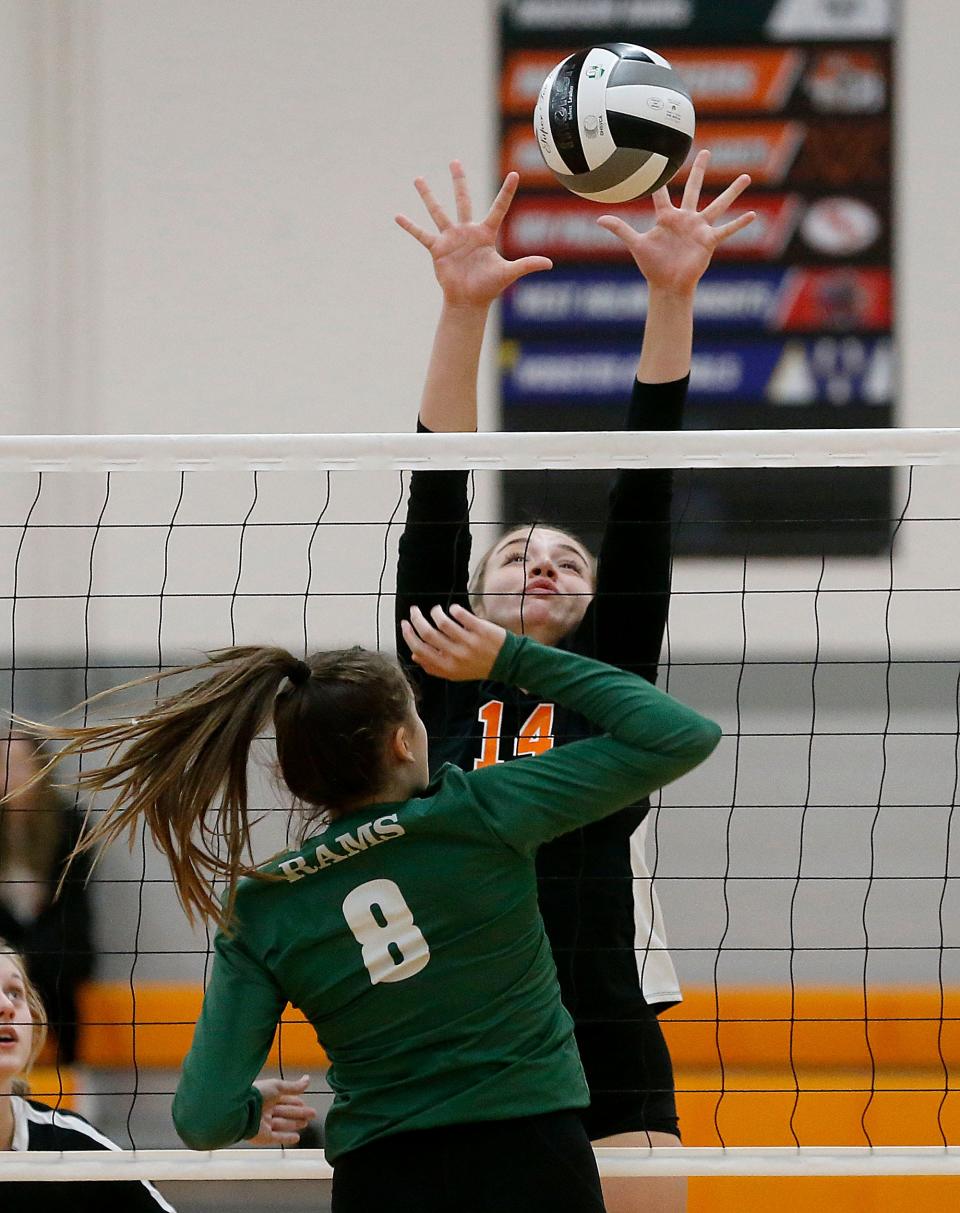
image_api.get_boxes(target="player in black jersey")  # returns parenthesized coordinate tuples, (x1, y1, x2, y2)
(0, 941, 175, 1211)
(395, 154, 754, 1213)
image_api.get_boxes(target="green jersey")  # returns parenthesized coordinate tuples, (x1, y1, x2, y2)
(172, 632, 720, 1161)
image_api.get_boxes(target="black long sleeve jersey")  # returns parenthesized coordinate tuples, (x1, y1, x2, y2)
(0, 809, 96, 1064)
(6, 1096, 175, 1211)
(396, 376, 688, 1016)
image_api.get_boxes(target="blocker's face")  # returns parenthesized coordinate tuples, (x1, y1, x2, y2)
(476, 526, 594, 646)
(0, 956, 34, 1090)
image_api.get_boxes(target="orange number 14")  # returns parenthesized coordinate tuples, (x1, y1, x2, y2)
(474, 700, 555, 769)
(474, 700, 504, 769)
(515, 702, 555, 758)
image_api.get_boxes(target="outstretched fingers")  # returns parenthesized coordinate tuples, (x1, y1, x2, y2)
(484, 171, 520, 232)
(504, 254, 554, 285)
(680, 148, 710, 211)
(651, 184, 673, 216)
(449, 160, 473, 224)
(596, 213, 638, 247)
(701, 172, 752, 223)
(711, 208, 757, 245)
(394, 212, 435, 250)
(414, 175, 452, 231)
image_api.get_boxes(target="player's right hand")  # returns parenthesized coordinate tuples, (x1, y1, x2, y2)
(395, 161, 552, 308)
(401, 603, 506, 681)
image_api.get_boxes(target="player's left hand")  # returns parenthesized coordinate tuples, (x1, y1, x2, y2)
(248, 1074, 318, 1146)
(596, 149, 755, 295)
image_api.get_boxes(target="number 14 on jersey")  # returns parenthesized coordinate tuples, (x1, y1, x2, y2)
(473, 700, 555, 769)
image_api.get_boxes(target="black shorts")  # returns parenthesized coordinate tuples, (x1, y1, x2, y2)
(575, 1009, 680, 1141)
(331, 1110, 605, 1213)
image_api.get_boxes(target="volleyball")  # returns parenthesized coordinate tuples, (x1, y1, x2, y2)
(533, 43, 695, 203)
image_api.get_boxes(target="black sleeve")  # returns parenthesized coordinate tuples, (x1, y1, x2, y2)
(395, 420, 475, 713)
(99, 1180, 177, 1212)
(576, 375, 688, 682)
(30, 809, 96, 986)
(17, 809, 95, 1063)
(26, 1102, 176, 1210)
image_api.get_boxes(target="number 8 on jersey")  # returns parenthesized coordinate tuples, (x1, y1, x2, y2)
(342, 879, 431, 985)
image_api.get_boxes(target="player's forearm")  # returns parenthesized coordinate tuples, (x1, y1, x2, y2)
(636, 286, 695, 384)
(418, 302, 489, 432)
(173, 1066, 261, 1150)
(492, 632, 721, 765)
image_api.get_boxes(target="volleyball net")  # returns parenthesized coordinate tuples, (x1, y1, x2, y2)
(1, 426, 958, 1180)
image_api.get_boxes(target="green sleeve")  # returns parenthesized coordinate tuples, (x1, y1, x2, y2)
(172, 926, 286, 1150)
(469, 632, 722, 854)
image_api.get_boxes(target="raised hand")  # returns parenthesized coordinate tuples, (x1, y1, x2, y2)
(401, 604, 506, 682)
(396, 161, 552, 308)
(597, 149, 755, 296)
(248, 1074, 318, 1146)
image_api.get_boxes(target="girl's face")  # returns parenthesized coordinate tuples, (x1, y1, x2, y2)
(0, 956, 34, 1092)
(474, 527, 595, 646)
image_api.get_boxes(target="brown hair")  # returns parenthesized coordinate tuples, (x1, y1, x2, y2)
(0, 940, 47, 1095)
(17, 646, 413, 928)
(0, 732, 65, 883)
(468, 523, 597, 615)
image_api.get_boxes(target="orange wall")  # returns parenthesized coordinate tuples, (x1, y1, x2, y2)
(65, 982, 960, 1211)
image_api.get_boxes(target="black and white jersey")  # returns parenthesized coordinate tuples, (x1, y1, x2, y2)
(6, 1096, 176, 1212)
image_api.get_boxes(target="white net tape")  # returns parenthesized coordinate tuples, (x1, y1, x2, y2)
(1, 427, 959, 472)
(6, 1146, 960, 1182)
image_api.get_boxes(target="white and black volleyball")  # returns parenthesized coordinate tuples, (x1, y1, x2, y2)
(533, 43, 695, 203)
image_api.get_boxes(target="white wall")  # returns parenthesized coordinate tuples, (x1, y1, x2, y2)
(1, 0, 498, 437)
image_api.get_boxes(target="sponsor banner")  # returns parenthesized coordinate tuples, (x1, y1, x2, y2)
(764, 0, 894, 42)
(502, 47, 804, 116)
(501, 335, 894, 404)
(504, 118, 888, 189)
(789, 117, 889, 186)
(504, 193, 802, 262)
(498, 0, 894, 557)
(502, 46, 888, 118)
(502, 0, 701, 40)
(502, 266, 891, 333)
(798, 193, 885, 256)
(652, 46, 806, 111)
(502, 193, 886, 263)
(501, 0, 894, 44)
(501, 51, 570, 116)
(803, 47, 889, 113)
(503, 268, 779, 331)
(774, 266, 891, 330)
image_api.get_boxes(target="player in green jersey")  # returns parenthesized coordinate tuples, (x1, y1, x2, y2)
(33, 606, 719, 1212)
